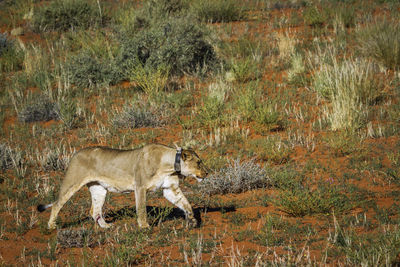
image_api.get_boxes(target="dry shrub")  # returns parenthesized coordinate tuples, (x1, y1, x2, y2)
(57, 229, 97, 248)
(199, 159, 271, 195)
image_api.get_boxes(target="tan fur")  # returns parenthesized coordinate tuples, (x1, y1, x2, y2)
(41, 144, 208, 229)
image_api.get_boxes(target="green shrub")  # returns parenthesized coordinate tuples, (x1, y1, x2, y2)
(118, 17, 217, 77)
(32, 0, 105, 32)
(190, 0, 245, 23)
(356, 19, 400, 69)
(67, 49, 120, 88)
(0, 33, 23, 72)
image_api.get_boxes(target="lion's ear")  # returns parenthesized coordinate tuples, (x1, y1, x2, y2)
(182, 150, 192, 161)
(173, 142, 180, 150)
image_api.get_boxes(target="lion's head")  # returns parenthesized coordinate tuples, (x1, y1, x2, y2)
(180, 149, 208, 181)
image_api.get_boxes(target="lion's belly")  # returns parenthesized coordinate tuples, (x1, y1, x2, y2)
(95, 174, 178, 193)
(98, 180, 134, 193)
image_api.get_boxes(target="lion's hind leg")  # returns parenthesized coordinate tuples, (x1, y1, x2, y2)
(88, 183, 111, 228)
(47, 176, 97, 229)
(48, 181, 86, 229)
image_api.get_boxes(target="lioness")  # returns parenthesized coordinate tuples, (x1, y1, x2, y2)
(37, 144, 208, 229)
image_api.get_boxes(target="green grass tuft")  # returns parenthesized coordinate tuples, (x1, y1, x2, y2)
(356, 18, 400, 69)
(275, 182, 351, 216)
(303, 6, 325, 27)
(190, 0, 245, 23)
(313, 57, 382, 131)
(32, 0, 106, 32)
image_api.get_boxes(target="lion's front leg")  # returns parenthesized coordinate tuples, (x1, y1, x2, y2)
(135, 187, 150, 228)
(163, 185, 197, 228)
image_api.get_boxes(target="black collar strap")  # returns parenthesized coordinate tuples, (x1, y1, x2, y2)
(174, 148, 182, 174)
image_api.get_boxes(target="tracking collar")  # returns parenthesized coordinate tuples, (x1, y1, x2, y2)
(174, 147, 182, 174)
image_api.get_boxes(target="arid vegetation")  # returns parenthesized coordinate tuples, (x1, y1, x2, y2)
(0, 0, 400, 265)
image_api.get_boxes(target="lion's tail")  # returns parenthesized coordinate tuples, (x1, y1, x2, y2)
(37, 203, 53, 212)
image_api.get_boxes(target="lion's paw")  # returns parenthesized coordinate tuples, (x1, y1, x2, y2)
(186, 218, 198, 228)
(139, 221, 150, 229)
(48, 222, 57, 230)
